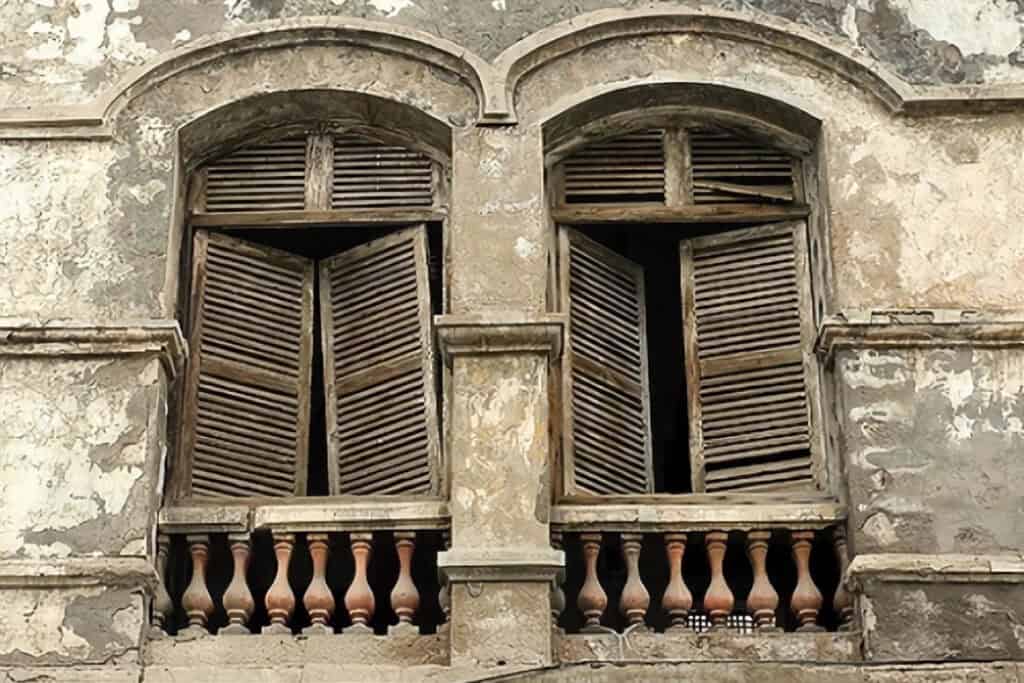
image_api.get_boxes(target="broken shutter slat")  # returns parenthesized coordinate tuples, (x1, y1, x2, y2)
(181, 230, 314, 499)
(689, 128, 795, 204)
(681, 220, 819, 493)
(320, 225, 441, 496)
(560, 227, 654, 495)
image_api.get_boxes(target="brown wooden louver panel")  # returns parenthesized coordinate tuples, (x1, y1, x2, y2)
(560, 227, 654, 495)
(681, 221, 817, 493)
(203, 137, 308, 212)
(562, 129, 666, 205)
(181, 231, 314, 499)
(319, 226, 440, 496)
(689, 128, 795, 204)
(333, 134, 435, 209)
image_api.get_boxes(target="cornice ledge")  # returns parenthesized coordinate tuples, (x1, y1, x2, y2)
(438, 547, 565, 583)
(816, 309, 1024, 359)
(435, 313, 565, 364)
(0, 557, 157, 590)
(0, 319, 188, 380)
(846, 553, 1024, 591)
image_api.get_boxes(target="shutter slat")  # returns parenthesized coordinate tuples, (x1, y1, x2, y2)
(562, 228, 654, 495)
(179, 231, 313, 500)
(562, 130, 666, 205)
(321, 226, 440, 496)
(682, 221, 818, 493)
(690, 129, 795, 205)
(333, 134, 435, 209)
(203, 137, 307, 213)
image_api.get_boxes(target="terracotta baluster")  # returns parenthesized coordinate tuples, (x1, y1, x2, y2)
(263, 533, 296, 634)
(832, 526, 854, 631)
(619, 533, 650, 629)
(438, 530, 451, 633)
(704, 531, 734, 631)
(344, 532, 375, 634)
(577, 533, 608, 632)
(550, 531, 566, 632)
(790, 530, 824, 632)
(181, 534, 214, 635)
(303, 534, 335, 635)
(746, 530, 779, 631)
(390, 532, 420, 635)
(149, 534, 173, 638)
(221, 533, 255, 635)
(662, 533, 692, 631)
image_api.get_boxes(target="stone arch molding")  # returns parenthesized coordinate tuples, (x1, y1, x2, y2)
(4, 7, 1023, 138)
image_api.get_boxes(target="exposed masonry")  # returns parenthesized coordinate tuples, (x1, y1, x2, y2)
(2, 2, 1024, 681)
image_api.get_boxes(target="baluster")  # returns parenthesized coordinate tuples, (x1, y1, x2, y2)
(222, 533, 255, 635)
(619, 533, 649, 629)
(790, 530, 824, 632)
(663, 533, 692, 631)
(746, 530, 779, 631)
(550, 530, 566, 632)
(344, 532, 375, 634)
(832, 526, 854, 631)
(438, 530, 451, 633)
(303, 534, 335, 635)
(263, 532, 296, 634)
(390, 531, 420, 635)
(149, 534, 173, 638)
(704, 531, 734, 631)
(181, 534, 214, 635)
(577, 533, 608, 633)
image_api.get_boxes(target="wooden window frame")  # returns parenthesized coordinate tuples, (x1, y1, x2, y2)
(549, 120, 834, 503)
(170, 126, 450, 505)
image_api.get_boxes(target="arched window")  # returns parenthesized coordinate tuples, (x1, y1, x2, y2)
(549, 119, 826, 497)
(172, 126, 447, 501)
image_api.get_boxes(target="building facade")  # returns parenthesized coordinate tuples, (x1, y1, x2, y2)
(1, 1, 1024, 681)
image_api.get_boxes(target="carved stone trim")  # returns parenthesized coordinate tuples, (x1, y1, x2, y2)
(435, 314, 565, 365)
(816, 310, 1024, 361)
(0, 558, 158, 590)
(552, 501, 845, 533)
(438, 548, 565, 583)
(846, 553, 1024, 591)
(0, 319, 188, 380)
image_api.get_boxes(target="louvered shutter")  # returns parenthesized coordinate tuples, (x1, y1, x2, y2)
(560, 227, 654, 495)
(562, 130, 666, 204)
(180, 231, 314, 499)
(332, 134, 435, 209)
(689, 129, 795, 204)
(201, 136, 308, 212)
(681, 221, 819, 493)
(320, 225, 440, 496)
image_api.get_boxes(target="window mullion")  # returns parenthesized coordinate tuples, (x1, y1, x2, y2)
(305, 132, 334, 211)
(664, 127, 691, 207)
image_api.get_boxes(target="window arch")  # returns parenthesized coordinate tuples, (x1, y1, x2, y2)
(172, 124, 448, 502)
(547, 103, 829, 499)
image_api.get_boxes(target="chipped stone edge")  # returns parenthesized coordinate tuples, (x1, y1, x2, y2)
(816, 309, 1024, 361)
(438, 548, 565, 583)
(435, 313, 565, 365)
(846, 553, 1024, 591)
(0, 319, 188, 381)
(551, 501, 846, 533)
(0, 557, 158, 591)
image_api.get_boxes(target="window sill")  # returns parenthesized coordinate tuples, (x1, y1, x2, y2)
(159, 498, 449, 534)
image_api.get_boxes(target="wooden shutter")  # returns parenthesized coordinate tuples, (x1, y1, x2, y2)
(201, 136, 308, 212)
(180, 231, 314, 499)
(332, 134, 435, 209)
(320, 226, 440, 496)
(689, 128, 795, 204)
(681, 221, 819, 493)
(560, 227, 654, 495)
(561, 130, 666, 205)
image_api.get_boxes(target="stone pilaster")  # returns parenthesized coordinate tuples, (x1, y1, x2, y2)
(436, 315, 565, 668)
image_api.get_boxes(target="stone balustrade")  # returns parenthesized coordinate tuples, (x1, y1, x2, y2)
(551, 500, 853, 635)
(152, 501, 450, 638)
